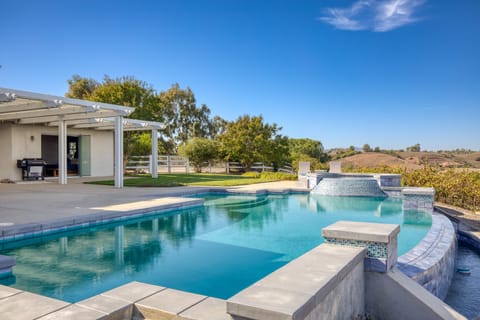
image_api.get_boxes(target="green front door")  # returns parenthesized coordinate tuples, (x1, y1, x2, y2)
(79, 135, 91, 176)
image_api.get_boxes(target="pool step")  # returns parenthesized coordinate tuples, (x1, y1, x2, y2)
(205, 197, 270, 211)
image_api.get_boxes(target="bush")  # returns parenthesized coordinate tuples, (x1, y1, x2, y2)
(242, 172, 261, 178)
(345, 166, 480, 211)
(178, 138, 219, 173)
(260, 171, 297, 181)
(291, 154, 328, 173)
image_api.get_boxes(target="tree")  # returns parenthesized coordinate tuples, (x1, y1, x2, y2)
(178, 138, 219, 173)
(66, 75, 165, 158)
(374, 146, 380, 152)
(407, 144, 421, 152)
(128, 132, 169, 156)
(288, 138, 325, 160)
(363, 144, 372, 152)
(219, 115, 288, 168)
(211, 115, 228, 139)
(288, 138, 328, 171)
(89, 76, 160, 122)
(66, 76, 216, 155)
(268, 135, 290, 170)
(84, 76, 165, 157)
(158, 84, 214, 149)
(66, 75, 99, 99)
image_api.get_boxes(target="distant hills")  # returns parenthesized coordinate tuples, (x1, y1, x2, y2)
(334, 151, 480, 170)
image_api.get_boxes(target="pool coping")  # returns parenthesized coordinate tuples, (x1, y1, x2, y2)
(0, 197, 205, 243)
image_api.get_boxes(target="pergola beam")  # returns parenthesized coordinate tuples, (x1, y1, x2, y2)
(0, 87, 133, 115)
(0, 105, 98, 121)
(19, 110, 125, 124)
(95, 126, 159, 131)
(0, 100, 62, 114)
(76, 117, 163, 131)
(50, 118, 104, 126)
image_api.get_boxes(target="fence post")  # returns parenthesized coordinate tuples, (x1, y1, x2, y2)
(167, 155, 171, 174)
(149, 155, 153, 174)
(186, 158, 190, 174)
(226, 162, 230, 174)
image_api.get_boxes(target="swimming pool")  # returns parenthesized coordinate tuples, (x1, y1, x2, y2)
(0, 193, 432, 302)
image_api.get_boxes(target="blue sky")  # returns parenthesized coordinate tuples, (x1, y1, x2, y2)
(1, 0, 479, 150)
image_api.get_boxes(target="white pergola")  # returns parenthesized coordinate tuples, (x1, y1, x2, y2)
(0, 87, 163, 188)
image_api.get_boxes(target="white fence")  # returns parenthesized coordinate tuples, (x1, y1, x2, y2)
(126, 156, 295, 175)
(226, 161, 294, 174)
(278, 162, 294, 174)
(126, 155, 190, 174)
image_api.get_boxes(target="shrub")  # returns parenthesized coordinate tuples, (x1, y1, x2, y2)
(178, 138, 219, 173)
(260, 171, 297, 181)
(291, 154, 328, 173)
(345, 166, 480, 211)
(242, 172, 261, 178)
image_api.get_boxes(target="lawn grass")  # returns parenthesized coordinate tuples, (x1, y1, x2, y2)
(86, 173, 281, 187)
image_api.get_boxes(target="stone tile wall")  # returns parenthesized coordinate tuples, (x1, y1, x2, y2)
(402, 188, 435, 213)
(398, 213, 457, 300)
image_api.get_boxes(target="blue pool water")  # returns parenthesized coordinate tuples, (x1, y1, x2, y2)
(445, 244, 480, 319)
(0, 193, 431, 302)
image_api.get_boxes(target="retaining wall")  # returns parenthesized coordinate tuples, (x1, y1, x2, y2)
(398, 212, 457, 300)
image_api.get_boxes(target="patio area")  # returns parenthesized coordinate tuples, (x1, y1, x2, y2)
(0, 178, 304, 227)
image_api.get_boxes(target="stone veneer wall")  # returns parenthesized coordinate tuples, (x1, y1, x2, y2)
(382, 187, 403, 197)
(373, 174, 402, 187)
(311, 178, 387, 197)
(403, 194, 435, 212)
(398, 212, 457, 300)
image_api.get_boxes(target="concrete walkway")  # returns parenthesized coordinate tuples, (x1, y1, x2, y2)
(435, 202, 480, 242)
(0, 177, 305, 226)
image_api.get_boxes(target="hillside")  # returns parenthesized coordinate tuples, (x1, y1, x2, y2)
(338, 151, 480, 170)
(339, 153, 420, 170)
(453, 152, 480, 168)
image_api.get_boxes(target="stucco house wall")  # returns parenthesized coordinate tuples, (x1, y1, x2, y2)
(0, 123, 114, 181)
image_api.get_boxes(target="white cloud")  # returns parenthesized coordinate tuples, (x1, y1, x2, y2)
(318, 0, 426, 32)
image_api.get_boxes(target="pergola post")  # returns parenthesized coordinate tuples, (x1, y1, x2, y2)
(114, 116, 124, 188)
(58, 118, 67, 185)
(151, 129, 158, 178)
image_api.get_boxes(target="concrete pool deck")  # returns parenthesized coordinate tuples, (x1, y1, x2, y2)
(0, 177, 307, 227)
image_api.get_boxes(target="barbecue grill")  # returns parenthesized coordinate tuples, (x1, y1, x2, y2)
(16, 158, 47, 180)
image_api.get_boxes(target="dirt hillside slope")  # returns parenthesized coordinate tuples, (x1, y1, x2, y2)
(340, 153, 421, 170)
(339, 151, 480, 170)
